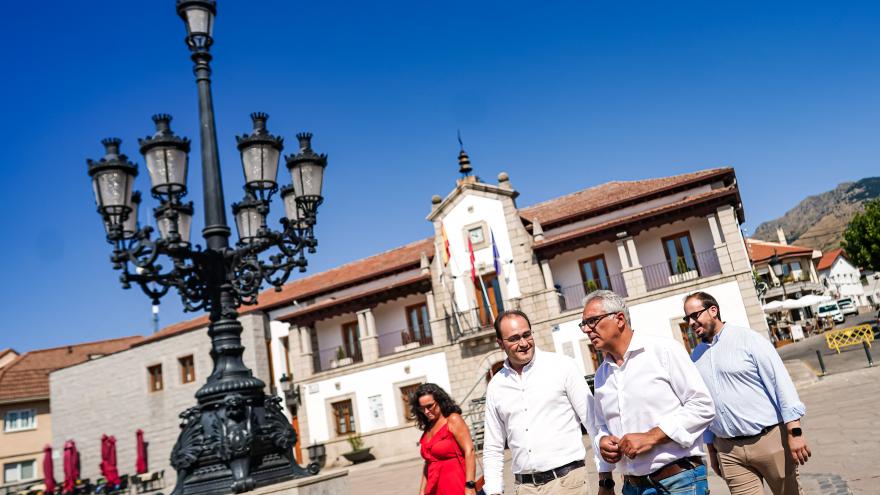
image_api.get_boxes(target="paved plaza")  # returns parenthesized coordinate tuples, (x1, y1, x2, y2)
(335, 350, 879, 495)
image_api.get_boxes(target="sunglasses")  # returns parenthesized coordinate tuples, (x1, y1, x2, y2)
(579, 312, 618, 330)
(682, 307, 711, 323)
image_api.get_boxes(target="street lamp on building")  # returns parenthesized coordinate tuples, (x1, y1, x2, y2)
(769, 249, 788, 301)
(87, 1, 325, 493)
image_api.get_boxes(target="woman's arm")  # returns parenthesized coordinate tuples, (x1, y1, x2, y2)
(447, 413, 477, 494)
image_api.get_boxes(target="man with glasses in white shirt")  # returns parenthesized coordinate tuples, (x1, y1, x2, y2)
(583, 290, 715, 495)
(685, 291, 810, 495)
(482, 309, 599, 495)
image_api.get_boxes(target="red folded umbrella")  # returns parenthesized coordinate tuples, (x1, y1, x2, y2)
(63, 440, 79, 494)
(43, 444, 56, 493)
(100, 435, 121, 486)
(135, 429, 148, 474)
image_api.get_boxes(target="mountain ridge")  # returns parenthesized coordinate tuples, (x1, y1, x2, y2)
(751, 177, 880, 252)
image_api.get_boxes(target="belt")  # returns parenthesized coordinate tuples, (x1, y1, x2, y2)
(514, 460, 585, 485)
(722, 425, 775, 442)
(624, 456, 703, 487)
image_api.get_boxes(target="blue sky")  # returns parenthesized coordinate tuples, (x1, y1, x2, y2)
(2, 1, 878, 352)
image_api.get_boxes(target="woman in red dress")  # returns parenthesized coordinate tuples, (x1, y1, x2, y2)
(410, 383, 476, 495)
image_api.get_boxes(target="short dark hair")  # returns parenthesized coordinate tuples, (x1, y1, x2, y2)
(493, 309, 532, 339)
(685, 291, 722, 320)
(408, 383, 462, 431)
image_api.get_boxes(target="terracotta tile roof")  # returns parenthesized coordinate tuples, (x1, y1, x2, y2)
(135, 314, 211, 347)
(252, 237, 435, 312)
(817, 248, 845, 271)
(746, 239, 815, 264)
(534, 186, 738, 250)
(276, 271, 431, 322)
(137, 238, 436, 345)
(519, 168, 733, 228)
(0, 336, 142, 402)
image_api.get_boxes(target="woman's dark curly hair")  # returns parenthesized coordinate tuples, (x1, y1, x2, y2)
(408, 383, 462, 431)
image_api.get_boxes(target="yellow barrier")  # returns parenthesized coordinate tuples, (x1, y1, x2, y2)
(825, 324, 874, 354)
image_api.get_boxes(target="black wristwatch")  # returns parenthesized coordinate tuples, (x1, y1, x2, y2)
(598, 478, 615, 489)
(790, 427, 803, 437)
(465, 480, 476, 489)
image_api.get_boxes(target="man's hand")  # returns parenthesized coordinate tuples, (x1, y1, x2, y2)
(787, 432, 811, 465)
(599, 435, 622, 463)
(619, 429, 665, 459)
(706, 443, 720, 476)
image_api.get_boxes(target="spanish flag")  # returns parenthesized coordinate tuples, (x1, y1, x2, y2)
(440, 222, 451, 266)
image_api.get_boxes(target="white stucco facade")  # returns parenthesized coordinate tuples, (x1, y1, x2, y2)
(441, 194, 521, 311)
(302, 351, 450, 444)
(820, 257, 867, 306)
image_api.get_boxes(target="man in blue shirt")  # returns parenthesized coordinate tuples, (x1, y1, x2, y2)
(684, 291, 811, 495)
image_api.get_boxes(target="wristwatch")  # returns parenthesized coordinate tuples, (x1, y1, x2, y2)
(465, 480, 476, 489)
(598, 478, 616, 489)
(790, 427, 803, 437)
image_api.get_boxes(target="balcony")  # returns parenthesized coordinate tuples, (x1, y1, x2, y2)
(314, 346, 363, 372)
(764, 273, 824, 299)
(558, 273, 628, 312)
(642, 249, 722, 292)
(378, 329, 434, 357)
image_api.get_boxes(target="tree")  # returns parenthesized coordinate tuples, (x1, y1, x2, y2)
(842, 198, 880, 272)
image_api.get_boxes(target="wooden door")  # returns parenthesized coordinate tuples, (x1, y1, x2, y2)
(475, 273, 504, 327)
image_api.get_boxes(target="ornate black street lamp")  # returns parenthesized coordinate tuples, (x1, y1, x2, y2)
(86, 2, 326, 493)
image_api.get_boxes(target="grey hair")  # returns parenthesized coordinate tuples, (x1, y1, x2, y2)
(582, 289, 630, 323)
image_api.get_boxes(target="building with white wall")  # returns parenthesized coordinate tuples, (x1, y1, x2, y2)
(817, 248, 869, 307)
(49, 154, 767, 478)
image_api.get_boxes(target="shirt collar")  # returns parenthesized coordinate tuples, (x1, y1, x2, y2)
(601, 331, 643, 367)
(709, 322, 728, 345)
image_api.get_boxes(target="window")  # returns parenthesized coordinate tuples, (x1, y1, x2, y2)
(3, 409, 36, 432)
(662, 232, 698, 275)
(405, 303, 432, 345)
(331, 399, 356, 435)
(587, 344, 604, 372)
(679, 322, 699, 356)
(280, 336, 292, 377)
(399, 383, 423, 422)
(475, 273, 504, 327)
(147, 364, 163, 392)
(4, 460, 35, 483)
(179, 355, 195, 384)
(341, 321, 362, 362)
(579, 255, 611, 291)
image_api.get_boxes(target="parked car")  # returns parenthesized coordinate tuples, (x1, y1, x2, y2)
(817, 302, 845, 324)
(837, 297, 858, 316)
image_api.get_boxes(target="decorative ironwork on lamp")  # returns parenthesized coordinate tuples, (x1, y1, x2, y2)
(86, 1, 328, 493)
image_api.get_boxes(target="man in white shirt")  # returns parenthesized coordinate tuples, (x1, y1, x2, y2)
(583, 290, 715, 495)
(482, 309, 598, 495)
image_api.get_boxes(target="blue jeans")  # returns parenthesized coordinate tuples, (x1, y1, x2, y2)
(622, 465, 709, 495)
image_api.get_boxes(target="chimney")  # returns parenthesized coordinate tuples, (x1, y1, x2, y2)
(776, 227, 788, 245)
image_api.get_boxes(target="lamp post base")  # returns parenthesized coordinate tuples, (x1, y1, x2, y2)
(170, 393, 318, 495)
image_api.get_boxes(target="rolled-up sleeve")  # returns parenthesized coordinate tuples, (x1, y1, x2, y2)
(656, 345, 715, 448)
(752, 336, 806, 422)
(482, 390, 505, 495)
